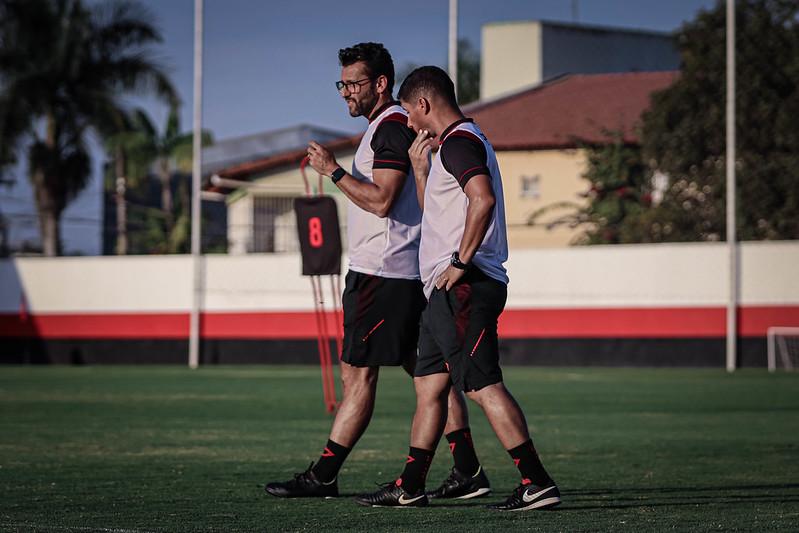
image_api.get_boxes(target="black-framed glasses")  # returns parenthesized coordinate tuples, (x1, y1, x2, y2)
(335, 77, 372, 93)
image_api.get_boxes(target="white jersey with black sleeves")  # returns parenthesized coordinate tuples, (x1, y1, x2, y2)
(347, 101, 422, 280)
(419, 118, 509, 299)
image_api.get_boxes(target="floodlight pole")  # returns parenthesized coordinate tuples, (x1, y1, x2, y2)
(189, 0, 204, 369)
(448, 0, 458, 99)
(725, 0, 737, 373)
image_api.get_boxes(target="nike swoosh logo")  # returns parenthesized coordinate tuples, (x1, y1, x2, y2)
(522, 485, 556, 503)
(397, 493, 425, 505)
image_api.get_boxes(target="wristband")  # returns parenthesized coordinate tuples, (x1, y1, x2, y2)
(331, 167, 346, 183)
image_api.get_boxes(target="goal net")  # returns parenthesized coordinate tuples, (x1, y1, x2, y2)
(767, 327, 799, 372)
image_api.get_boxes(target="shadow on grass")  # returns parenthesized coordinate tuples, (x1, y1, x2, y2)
(560, 483, 799, 511)
(566, 483, 799, 496)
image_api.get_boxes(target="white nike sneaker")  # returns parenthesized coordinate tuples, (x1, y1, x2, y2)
(354, 481, 429, 508)
(486, 482, 561, 511)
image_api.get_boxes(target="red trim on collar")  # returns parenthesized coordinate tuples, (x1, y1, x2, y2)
(368, 100, 400, 123)
(438, 118, 474, 144)
(379, 112, 408, 125)
(441, 129, 482, 148)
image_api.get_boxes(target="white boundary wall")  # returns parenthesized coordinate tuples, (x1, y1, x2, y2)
(1, 241, 797, 314)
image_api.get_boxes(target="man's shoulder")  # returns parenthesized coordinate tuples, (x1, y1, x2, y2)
(441, 124, 485, 148)
(370, 108, 414, 150)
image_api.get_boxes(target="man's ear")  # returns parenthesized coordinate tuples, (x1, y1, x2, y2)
(374, 74, 389, 95)
(419, 97, 431, 115)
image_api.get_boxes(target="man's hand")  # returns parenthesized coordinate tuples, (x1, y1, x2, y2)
(408, 129, 435, 180)
(435, 264, 466, 291)
(307, 141, 338, 176)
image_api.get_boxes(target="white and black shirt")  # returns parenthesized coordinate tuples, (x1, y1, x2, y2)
(348, 101, 422, 279)
(419, 118, 509, 299)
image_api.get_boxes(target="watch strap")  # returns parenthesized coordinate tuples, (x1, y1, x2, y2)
(331, 167, 346, 183)
(450, 251, 470, 270)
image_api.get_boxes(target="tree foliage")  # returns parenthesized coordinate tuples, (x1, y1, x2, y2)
(0, 0, 177, 255)
(104, 107, 213, 254)
(536, 0, 799, 244)
(640, 0, 799, 242)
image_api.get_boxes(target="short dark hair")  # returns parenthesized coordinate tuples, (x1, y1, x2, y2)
(338, 42, 395, 92)
(397, 66, 457, 107)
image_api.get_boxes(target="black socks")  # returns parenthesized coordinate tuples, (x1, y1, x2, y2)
(446, 427, 481, 477)
(508, 439, 554, 487)
(311, 439, 351, 483)
(397, 447, 434, 494)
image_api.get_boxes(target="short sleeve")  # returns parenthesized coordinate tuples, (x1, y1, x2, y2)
(439, 132, 489, 189)
(370, 113, 414, 173)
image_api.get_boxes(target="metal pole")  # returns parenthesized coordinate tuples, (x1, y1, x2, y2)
(189, 0, 204, 369)
(448, 0, 458, 100)
(725, 0, 737, 373)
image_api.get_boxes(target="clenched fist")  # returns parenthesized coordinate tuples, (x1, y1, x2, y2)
(307, 141, 338, 177)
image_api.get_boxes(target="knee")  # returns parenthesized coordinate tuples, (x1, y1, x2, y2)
(341, 367, 378, 396)
(414, 376, 450, 405)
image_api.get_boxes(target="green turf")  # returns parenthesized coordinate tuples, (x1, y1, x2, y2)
(1, 366, 798, 532)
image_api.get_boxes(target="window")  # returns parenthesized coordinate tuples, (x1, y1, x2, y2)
(251, 195, 298, 253)
(520, 175, 541, 199)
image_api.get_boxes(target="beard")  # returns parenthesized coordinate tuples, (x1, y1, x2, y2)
(346, 91, 378, 118)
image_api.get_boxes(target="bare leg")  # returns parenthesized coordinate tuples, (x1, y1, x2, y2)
(444, 388, 469, 434)
(328, 362, 379, 447)
(466, 382, 530, 449)
(409, 373, 451, 450)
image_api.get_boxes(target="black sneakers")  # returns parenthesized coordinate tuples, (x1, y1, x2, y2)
(354, 482, 429, 507)
(487, 482, 561, 511)
(264, 463, 339, 498)
(427, 466, 492, 500)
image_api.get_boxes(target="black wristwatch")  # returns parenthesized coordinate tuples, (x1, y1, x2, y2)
(331, 167, 346, 183)
(450, 251, 470, 270)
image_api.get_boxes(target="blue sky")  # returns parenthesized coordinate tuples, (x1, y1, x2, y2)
(1, 0, 716, 254)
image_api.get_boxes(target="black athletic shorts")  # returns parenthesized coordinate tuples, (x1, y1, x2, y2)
(340, 270, 426, 367)
(415, 267, 507, 392)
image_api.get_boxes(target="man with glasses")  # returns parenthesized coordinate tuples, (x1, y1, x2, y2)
(265, 43, 490, 501)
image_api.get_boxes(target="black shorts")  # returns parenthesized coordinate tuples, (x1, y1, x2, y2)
(415, 268, 507, 392)
(340, 270, 426, 367)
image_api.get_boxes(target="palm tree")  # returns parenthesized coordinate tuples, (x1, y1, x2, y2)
(143, 106, 212, 240)
(104, 108, 157, 254)
(0, 0, 177, 255)
(104, 106, 212, 254)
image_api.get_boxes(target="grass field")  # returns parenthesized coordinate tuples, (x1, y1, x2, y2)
(1, 365, 798, 532)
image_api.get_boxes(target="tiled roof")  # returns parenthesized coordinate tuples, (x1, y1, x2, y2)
(465, 71, 678, 150)
(206, 134, 361, 191)
(201, 124, 354, 177)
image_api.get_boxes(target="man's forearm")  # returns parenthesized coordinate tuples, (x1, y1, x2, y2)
(458, 195, 495, 264)
(335, 173, 393, 217)
(412, 164, 427, 210)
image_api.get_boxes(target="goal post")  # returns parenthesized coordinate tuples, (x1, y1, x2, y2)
(767, 327, 799, 372)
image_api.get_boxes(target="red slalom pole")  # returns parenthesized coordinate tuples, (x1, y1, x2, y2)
(329, 274, 343, 368)
(310, 276, 334, 412)
(299, 154, 340, 414)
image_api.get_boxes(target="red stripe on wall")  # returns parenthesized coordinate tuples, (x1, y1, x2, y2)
(499, 307, 726, 338)
(0, 311, 339, 339)
(1, 306, 797, 340)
